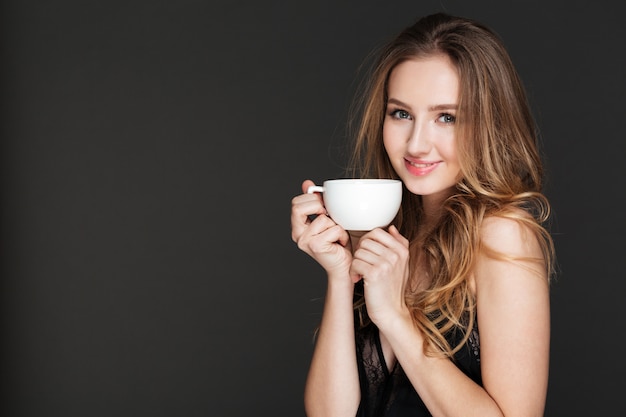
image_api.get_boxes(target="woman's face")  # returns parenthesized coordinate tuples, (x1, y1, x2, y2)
(383, 55, 462, 206)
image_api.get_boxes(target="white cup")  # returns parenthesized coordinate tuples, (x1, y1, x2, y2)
(307, 179, 402, 231)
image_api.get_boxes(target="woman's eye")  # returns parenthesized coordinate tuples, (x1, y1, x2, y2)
(438, 113, 456, 124)
(391, 109, 411, 119)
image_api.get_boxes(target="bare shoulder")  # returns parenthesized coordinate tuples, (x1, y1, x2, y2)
(472, 211, 549, 293)
(479, 211, 543, 259)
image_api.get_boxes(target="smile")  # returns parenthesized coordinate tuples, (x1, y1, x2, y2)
(409, 161, 435, 168)
(404, 159, 439, 176)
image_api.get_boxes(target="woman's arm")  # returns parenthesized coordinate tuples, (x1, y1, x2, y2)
(291, 180, 361, 416)
(472, 215, 550, 416)
(304, 276, 361, 417)
(356, 217, 550, 416)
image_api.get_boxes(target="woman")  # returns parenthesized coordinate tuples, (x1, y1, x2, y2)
(290, 12, 555, 417)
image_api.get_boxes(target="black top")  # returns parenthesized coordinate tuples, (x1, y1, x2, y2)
(354, 301, 482, 417)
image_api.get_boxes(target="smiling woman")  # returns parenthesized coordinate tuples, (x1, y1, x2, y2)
(1, 1, 623, 415)
(290, 12, 555, 417)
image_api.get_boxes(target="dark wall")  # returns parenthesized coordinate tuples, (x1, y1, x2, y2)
(1, 1, 623, 416)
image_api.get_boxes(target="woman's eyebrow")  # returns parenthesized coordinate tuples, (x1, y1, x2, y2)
(387, 98, 457, 111)
(428, 104, 458, 111)
(387, 98, 410, 107)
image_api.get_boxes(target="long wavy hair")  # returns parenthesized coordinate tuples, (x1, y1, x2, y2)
(347, 13, 556, 358)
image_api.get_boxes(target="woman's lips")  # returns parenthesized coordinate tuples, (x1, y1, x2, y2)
(404, 158, 440, 176)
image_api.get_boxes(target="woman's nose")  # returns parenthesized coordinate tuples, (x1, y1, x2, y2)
(407, 121, 431, 154)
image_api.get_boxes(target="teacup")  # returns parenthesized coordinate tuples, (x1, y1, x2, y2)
(307, 179, 402, 231)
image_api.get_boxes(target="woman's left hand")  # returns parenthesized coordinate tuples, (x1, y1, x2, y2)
(350, 225, 410, 328)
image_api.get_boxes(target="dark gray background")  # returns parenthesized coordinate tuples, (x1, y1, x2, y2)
(1, 0, 624, 416)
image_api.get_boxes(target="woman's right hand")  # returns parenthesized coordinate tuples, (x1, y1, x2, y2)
(291, 179, 354, 281)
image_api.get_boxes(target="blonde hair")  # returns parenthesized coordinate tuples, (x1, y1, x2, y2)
(348, 13, 556, 357)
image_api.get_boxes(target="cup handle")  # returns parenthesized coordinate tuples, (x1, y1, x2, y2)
(307, 185, 324, 194)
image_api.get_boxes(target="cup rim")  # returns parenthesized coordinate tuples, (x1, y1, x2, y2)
(323, 178, 401, 185)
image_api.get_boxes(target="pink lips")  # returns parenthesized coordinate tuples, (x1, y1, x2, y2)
(404, 158, 440, 176)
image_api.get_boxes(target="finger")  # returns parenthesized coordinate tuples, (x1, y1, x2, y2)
(350, 238, 376, 270)
(291, 196, 327, 242)
(291, 194, 326, 222)
(349, 262, 366, 282)
(301, 179, 316, 194)
(357, 229, 394, 253)
(364, 226, 407, 251)
(307, 214, 351, 248)
(388, 225, 409, 247)
(301, 212, 339, 238)
(302, 220, 350, 255)
(354, 238, 386, 261)
(300, 179, 324, 222)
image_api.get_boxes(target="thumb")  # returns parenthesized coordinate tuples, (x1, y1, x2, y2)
(348, 260, 360, 283)
(388, 225, 408, 245)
